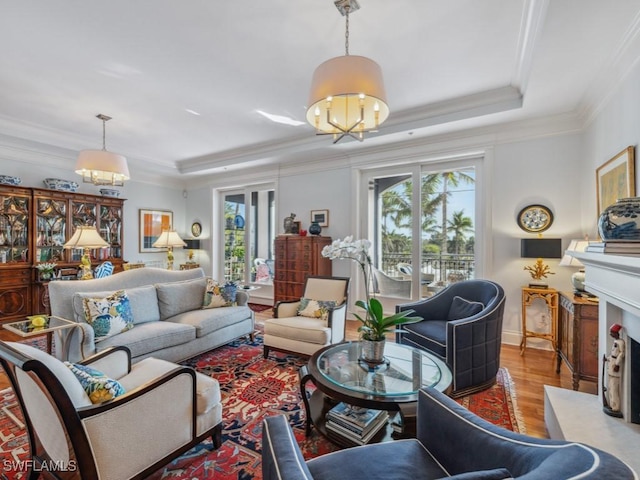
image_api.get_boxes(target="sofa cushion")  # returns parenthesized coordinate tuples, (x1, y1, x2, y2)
(82, 290, 135, 341)
(8, 342, 92, 407)
(93, 321, 196, 358)
(403, 320, 447, 357)
(64, 362, 126, 404)
(297, 297, 337, 322)
(438, 468, 513, 479)
(73, 285, 160, 325)
(263, 316, 330, 345)
(168, 306, 253, 338)
(156, 277, 207, 320)
(447, 296, 484, 321)
(202, 278, 233, 309)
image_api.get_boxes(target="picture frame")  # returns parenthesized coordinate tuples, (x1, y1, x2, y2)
(291, 221, 301, 235)
(139, 209, 173, 252)
(310, 209, 329, 227)
(596, 146, 635, 215)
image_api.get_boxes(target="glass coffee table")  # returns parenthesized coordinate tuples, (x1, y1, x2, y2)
(300, 341, 452, 446)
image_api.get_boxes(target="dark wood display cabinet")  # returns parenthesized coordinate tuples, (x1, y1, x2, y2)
(273, 235, 332, 304)
(0, 185, 126, 321)
(556, 291, 599, 390)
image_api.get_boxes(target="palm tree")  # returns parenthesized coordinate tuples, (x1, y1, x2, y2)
(448, 210, 474, 254)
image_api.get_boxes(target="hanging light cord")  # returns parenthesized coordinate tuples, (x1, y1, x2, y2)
(344, 5, 350, 56)
(101, 118, 107, 151)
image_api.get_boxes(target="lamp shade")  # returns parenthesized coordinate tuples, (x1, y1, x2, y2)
(559, 240, 590, 267)
(306, 55, 389, 134)
(75, 150, 130, 186)
(520, 238, 562, 258)
(152, 230, 186, 249)
(63, 225, 109, 249)
(183, 239, 201, 250)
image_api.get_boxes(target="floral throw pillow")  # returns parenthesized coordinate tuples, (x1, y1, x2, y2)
(64, 362, 126, 404)
(203, 278, 233, 309)
(297, 297, 337, 322)
(82, 290, 134, 341)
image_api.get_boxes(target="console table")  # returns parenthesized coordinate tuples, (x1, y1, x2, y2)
(520, 286, 559, 355)
(556, 291, 599, 390)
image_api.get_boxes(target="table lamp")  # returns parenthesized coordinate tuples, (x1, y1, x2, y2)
(521, 238, 562, 288)
(63, 225, 110, 280)
(559, 239, 590, 292)
(152, 229, 186, 270)
(183, 238, 201, 264)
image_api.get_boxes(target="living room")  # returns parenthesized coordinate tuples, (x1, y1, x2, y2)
(1, 1, 640, 478)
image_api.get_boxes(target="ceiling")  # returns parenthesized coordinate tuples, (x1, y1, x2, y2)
(1, 1, 640, 183)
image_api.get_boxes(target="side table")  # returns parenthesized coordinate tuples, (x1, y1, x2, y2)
(556, 291, 599, 389)
(3, 316, 78, 360)
(520, 286, 559, 355)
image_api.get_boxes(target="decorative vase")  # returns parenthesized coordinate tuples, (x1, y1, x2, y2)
(283, 213, 296, 234)
(40, 271, 52, 281)
(309, 221, 322, 235)
(361, 338, 386, 365)
(598, 197, 640, 241)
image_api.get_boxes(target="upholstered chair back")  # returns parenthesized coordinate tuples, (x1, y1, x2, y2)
(303, 277, 349, 305)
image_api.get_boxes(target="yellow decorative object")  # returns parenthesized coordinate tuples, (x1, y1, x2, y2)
(30, 316, 47, 327)
(523, 258, 555, 281)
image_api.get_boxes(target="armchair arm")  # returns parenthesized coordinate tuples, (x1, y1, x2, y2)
(274, 300, 301, 318)
(262, 415, 314, 480)
(327, 302, 347, 343)
(79, 346, 132, 380)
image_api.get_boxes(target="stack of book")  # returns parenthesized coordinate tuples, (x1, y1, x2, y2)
(585, 241, 640, 255)
(325, 403, 388, 445)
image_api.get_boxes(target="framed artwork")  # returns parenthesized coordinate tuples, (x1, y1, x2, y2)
(310, 209, 329, 227)
(139, 209, 173, 252)
(291, 221, 301, 235)
(191, 221, 202, 237)
(596, 146, 635, 215)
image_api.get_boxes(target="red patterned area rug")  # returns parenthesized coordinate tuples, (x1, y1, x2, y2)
(0, 335, 524, 480)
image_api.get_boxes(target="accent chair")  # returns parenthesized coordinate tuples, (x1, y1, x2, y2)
(396, 279, 506, 397)
(262, 387, 636, 480)
(0, 341, 222, 480)
(263, 276, 350, 358)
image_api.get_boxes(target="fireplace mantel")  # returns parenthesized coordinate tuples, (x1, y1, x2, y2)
(545, 250, 640, 473)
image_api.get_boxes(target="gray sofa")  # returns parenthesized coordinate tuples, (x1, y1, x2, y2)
(48, 267, 255, 363)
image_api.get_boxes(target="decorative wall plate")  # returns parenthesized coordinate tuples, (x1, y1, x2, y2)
(517, 204, 554, 233)
(191, 222, 202, 237)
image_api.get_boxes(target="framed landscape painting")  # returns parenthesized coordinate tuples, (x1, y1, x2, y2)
(596, 146, 635, 215)
(310, 209, 329, 227)
(139, 209, 173, 252)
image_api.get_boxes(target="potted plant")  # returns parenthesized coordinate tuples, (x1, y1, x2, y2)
(353, 297, 421, 364)
(322, 236, 421, 363)
(35, 262, 57, 281)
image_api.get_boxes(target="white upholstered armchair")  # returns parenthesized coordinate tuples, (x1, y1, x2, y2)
(0, 341, 222, 480)
(263, 276, 350, 357)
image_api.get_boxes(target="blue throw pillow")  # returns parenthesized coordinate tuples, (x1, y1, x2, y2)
(64, 362, 125, 404)
(447, 296, 484, 320)
(82, 290, 134, 340)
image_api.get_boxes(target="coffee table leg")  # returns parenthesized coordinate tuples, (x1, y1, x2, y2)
(398, 403, 417, 437)
(299, 365, 315, 436)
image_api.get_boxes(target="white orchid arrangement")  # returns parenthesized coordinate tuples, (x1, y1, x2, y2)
(321, 236, 419, 341)
(35, 262, 57, 273)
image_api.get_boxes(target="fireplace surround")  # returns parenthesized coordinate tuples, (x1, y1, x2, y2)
(545, 251, 640, 473)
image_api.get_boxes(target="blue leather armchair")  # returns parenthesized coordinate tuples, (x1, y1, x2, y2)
(396, 279, 506, 397)
(262, 387, 635, 479)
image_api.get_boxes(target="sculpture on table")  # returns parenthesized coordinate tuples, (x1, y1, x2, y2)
(602, 323, 625, 417)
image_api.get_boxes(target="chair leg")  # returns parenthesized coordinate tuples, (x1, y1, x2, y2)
(211, 423, 223, 449)
(263, 346, 269, 358)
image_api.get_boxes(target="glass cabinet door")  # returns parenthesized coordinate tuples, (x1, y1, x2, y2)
(70, 200, 97, 262)
(0, 191, 30, 263)
(35, 198, 67, 263)
(99, 204, 123, 260)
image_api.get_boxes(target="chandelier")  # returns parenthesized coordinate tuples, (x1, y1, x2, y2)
(75, 114, 130, 186)
(306, 0, 389, 143)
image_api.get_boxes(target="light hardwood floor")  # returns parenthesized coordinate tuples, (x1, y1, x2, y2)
(0, 313, 598, 439)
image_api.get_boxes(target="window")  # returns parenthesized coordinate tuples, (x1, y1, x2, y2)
(222, 186, 275, 285)
(364, 159, 479, 302)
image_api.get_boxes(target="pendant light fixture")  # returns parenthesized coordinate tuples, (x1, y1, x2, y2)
(306, 0, 389, 143)
(75, 114, 130, 186)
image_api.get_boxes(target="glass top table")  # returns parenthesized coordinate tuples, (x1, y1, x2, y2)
(300, 341, 452, 444)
